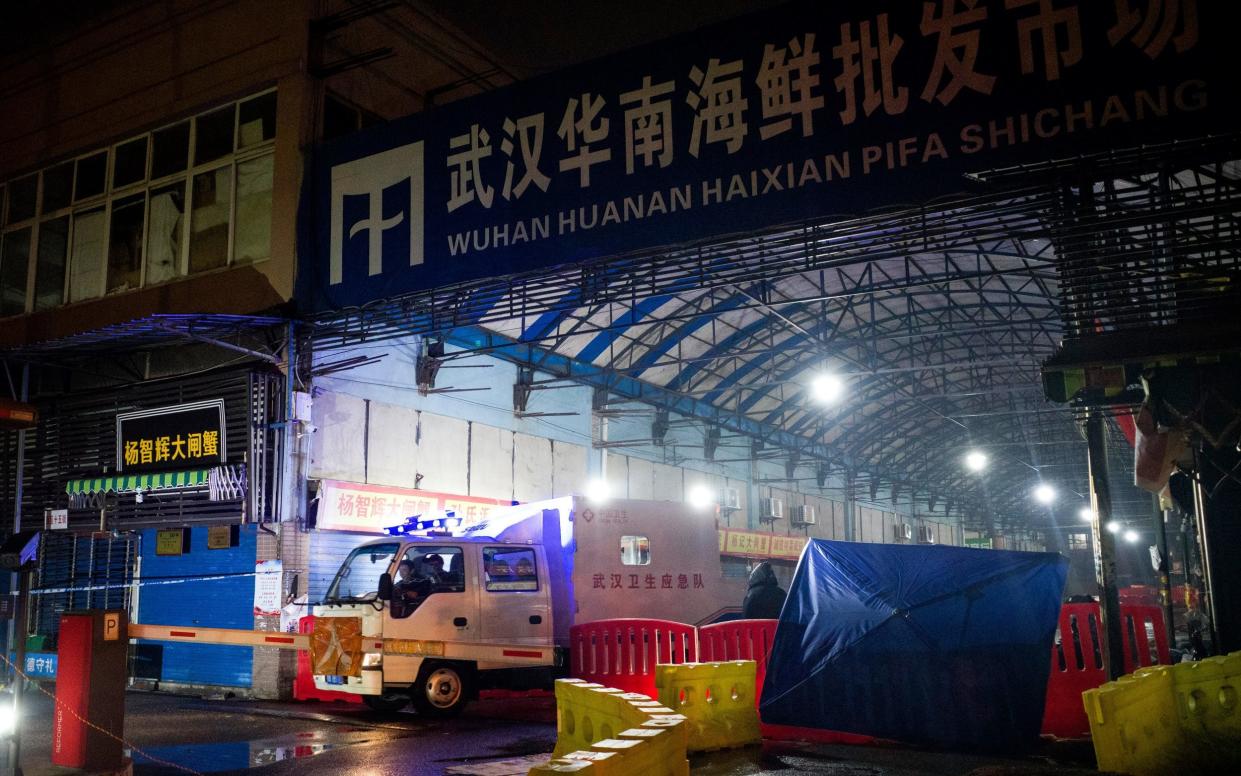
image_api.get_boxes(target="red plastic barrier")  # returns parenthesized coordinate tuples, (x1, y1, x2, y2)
(697, 619, 876, 745)
(698, 619, 778, 699)
(569, 618, 697, 696)
(293, 616, 363, 704)
(1040, 603, 1170, 738)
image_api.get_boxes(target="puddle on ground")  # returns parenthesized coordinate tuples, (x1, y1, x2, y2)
(130, 729, 379, 772)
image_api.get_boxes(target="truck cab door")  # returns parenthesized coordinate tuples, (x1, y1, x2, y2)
(382, 544, 479, 683)
(479, 546, 552, 647)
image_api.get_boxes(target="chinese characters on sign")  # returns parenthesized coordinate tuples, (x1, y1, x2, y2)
(719, 529, 807, 560)
(315, 480, 512, 533)
(310, 0, 1222, 309)
(155, 529, 187, 557)
(21, 653, 58, 679)
(591, 571, 706, 591)
(117, 400, 225, 474)
(45, 508, 69, 531)
(254, 559, 283, 617)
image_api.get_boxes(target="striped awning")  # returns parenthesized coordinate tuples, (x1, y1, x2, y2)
(65, 469, 210, 495)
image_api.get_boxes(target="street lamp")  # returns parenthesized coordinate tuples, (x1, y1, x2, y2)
(964, 450, 988, 472)
(809, 373, 845, 404)
(1033, 483, 1057, 505)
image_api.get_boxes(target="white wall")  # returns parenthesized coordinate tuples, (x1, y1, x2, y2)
(310, 391, 588, 502)
(307, 336, 971, 544)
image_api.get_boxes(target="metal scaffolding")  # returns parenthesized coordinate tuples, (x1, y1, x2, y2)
(311, 137, 1241, 540)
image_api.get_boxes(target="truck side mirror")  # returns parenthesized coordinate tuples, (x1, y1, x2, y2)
(377, 572, 393, 601)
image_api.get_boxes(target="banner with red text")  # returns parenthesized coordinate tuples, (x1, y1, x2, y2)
(315, 480, 513, 533)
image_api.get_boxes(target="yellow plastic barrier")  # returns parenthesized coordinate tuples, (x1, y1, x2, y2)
(529, 758, 594, 774)
(1085, 651, 1241, 775)
(1176, 651, 1241, 740)
(1084, 665, 1179, 775)
(552, 680, 630, 756)
(656, 660, 761, 752)
(543, 678, 691, 776)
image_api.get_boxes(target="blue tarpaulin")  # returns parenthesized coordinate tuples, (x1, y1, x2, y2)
(759, 540, 1068, 750)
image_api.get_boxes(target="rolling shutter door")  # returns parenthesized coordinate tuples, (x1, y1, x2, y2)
(136, 525, 258, 687)
(308, 530, 381, 603)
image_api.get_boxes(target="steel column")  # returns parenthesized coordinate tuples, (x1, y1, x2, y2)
(1085, 410, 1125, 681)
(1152, 493, 1176, 650)
(1191, 472, 1221, 651)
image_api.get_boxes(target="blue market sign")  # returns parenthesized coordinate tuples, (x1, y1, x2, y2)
(300, 0, 1235, 311)
(14, 652, 58, 679)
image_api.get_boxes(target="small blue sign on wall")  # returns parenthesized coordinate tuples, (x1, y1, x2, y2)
(15, 652, 57, 679)
(299, 0, 1236, 312)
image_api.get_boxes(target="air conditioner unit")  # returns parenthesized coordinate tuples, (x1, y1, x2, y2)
(791, 504, 816, 526)
(917, 525, 935, 544)
(893, 523, 912, 542)
(760, 497, 784, 521)
(720, 486, 741, 511)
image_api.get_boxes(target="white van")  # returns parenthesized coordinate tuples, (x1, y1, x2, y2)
(312, 496, 744, 715)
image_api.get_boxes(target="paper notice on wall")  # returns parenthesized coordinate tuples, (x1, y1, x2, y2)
(253, 559, 283, 617)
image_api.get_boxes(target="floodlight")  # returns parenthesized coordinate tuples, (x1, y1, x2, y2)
(810, 373, 845, 404)
(964, 450, 988, 472)
(1033, 483, 1056, 504)
(585, 479, 610, 503)
(686, 484, 715, 510)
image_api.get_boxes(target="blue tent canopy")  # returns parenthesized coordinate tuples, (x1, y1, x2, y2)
(759, 540, 1068, 750)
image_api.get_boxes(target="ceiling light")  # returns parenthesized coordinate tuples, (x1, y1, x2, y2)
(810, 373, 845, 404)
(964, 450, 988, 472)
(1124, 529, 1140, 544)
(1033, 483, 1056, 505)
(1106, 520, 1121, 534)
(686, 484, 715, 510)
(584, 479, 610, 503)
(1079, 507, 1095, 522)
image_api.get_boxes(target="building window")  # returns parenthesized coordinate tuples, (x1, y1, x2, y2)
(34, 216, 69, 311)
(1068, 533, 1089, 551)
(1, 229, 31, 317)
(0, 89, 277, 318)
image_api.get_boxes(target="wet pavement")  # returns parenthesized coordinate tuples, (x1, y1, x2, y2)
(3, 688, 1103, 776)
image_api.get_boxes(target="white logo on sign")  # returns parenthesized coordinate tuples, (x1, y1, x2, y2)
(329, 142, 425, 285)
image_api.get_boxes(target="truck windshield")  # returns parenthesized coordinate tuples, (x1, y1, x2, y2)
(325, 543, 400, 602)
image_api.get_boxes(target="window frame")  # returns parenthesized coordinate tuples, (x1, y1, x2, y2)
(0, 88, 277, 318)
(620, 535, 652, 566)
(483, 546, 541, 593)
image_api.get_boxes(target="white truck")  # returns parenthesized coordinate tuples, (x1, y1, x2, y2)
(312, 496, 745, 715)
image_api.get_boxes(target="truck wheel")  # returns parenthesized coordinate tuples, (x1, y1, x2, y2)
(412, 661, 471, 717)
(363, 692, 409, 712)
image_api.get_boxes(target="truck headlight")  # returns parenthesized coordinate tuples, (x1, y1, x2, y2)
(362, 652, 383, 668)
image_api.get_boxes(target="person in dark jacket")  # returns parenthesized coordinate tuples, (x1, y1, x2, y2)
(742, 561, 787, 619)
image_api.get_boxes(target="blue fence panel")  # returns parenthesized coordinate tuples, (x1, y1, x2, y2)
(138, 525, 257, 688)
